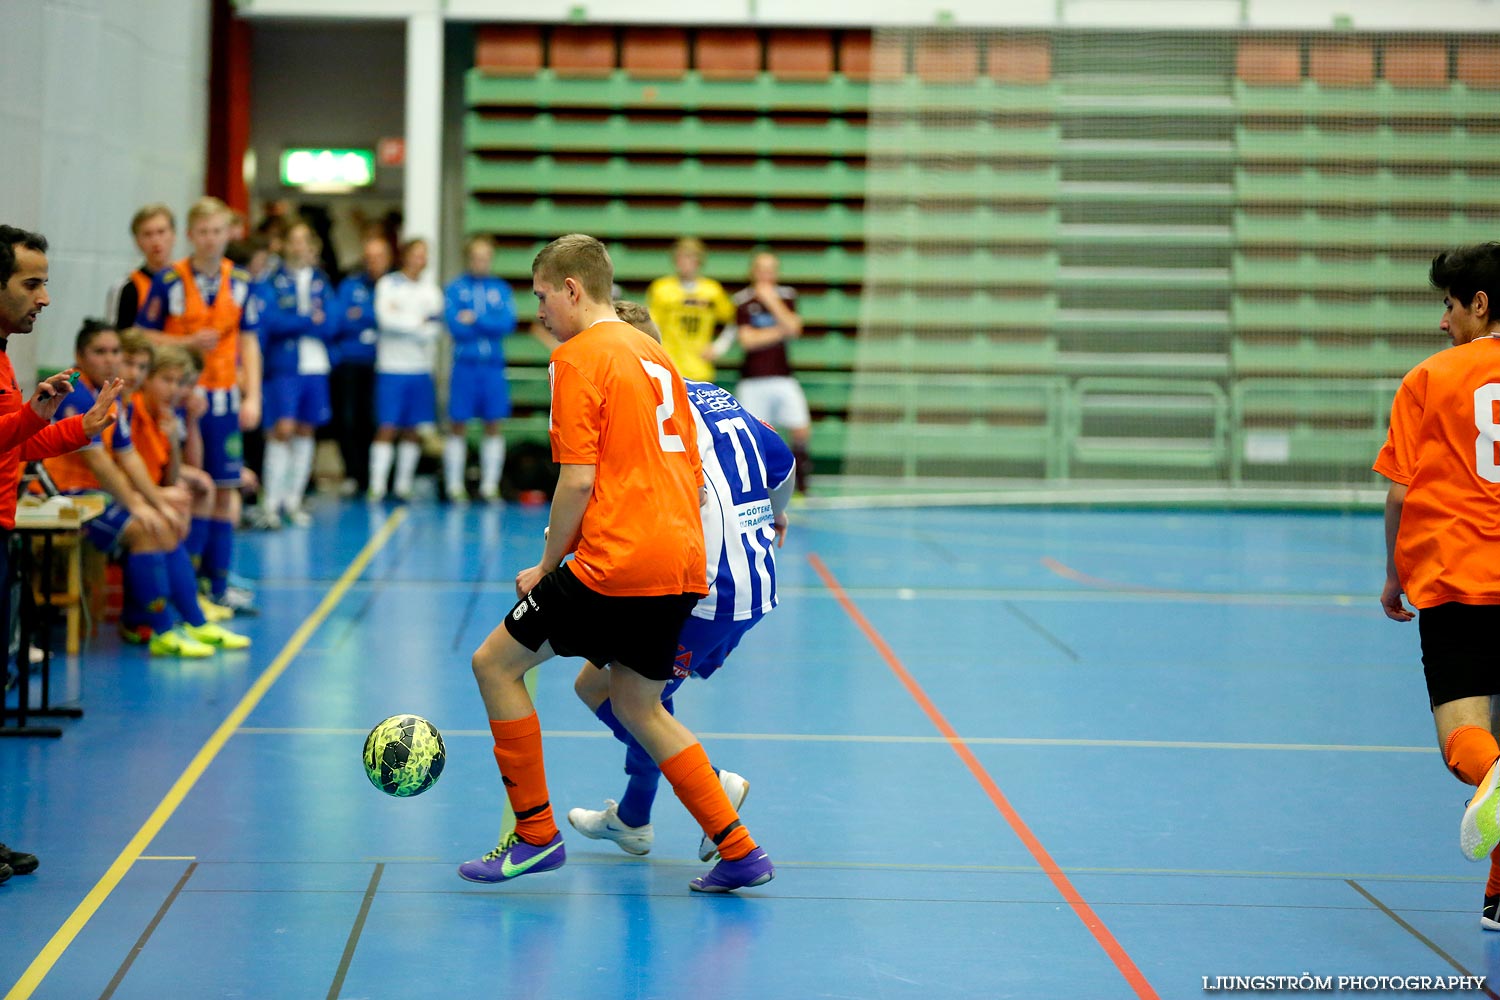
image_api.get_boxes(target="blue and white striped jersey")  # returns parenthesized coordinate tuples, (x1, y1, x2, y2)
(685, 380, 796, 622)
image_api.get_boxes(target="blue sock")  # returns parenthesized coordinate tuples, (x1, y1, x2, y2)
(124, 552, 173, 634)
(202, 519, 233, 600)
(187, 517, 210, 560)
(165, 546, 206, 626)
(596, 698, 663, 829)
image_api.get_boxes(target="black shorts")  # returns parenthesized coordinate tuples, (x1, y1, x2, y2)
(1418, 602, 1500, 708)
(503, 562, 700, 682)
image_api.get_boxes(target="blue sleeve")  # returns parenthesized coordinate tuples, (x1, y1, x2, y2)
(474, 280, 517, 339)
(111, 401, 135, 453)
(445, 278, 478, 344)
(334, 277, 358, 345)
(749, 413, 795, 489)
(135, 274, 169, 331)
(55, 386, 103, 446)
(312, 271, 338, 343)
(236, 275, 261, 338)
(256, 277, 303, 343)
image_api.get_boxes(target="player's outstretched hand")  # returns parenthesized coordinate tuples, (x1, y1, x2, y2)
(28, 370, 79, 420)
(1381, 576, 1414, 622)
(80, 377, 125, 436)
(516, 563, 546, 599)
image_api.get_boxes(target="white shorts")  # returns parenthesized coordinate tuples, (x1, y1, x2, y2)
(733, 376, 810, 432)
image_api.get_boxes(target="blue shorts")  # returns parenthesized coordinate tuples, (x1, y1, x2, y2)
(264, 373, 331, 428)
(69, 495, 131, 556)
(198, 387, 243, 487)
(448, 364, 512, 424)
(376, 373, 436, 429)
(661, 613, 761, 700)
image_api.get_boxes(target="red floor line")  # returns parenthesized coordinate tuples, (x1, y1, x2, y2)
(1041, 555, 1174, 594)
(807, 552, 1161, 1000)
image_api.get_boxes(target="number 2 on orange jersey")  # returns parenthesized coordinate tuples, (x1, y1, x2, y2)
(640, 359, 686, 453)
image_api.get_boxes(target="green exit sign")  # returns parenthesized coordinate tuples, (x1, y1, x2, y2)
(279, 148, 375, 190)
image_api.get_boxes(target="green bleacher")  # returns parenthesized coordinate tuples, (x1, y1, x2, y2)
(465, 26, 1498, 486)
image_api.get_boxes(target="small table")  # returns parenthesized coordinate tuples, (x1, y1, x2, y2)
(0, 497, 102, 738)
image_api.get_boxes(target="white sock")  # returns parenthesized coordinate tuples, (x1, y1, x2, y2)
(368, 440, 394, 498)
(262, 439, 291, 515)
(394, 440, 422, 497)
(479, 435, 505, 496)
(288, 436, 316, 511)
(443, 436, 468, 498)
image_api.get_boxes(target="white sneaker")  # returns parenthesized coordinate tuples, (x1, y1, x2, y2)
(283, 507, 313, 528)
(699, 770, 750, 862)
(247, 506, 281, 531)
(566, 799, 654, 856)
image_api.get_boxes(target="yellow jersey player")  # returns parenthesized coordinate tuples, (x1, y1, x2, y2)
(644, 237, 735, 382)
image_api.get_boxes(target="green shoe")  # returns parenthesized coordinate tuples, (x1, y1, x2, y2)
(181, 622, 251, 650)
(148, 627, 215, 659)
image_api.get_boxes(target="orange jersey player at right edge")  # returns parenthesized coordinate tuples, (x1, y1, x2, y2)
(459, 233, 774, 893)
(1375, 242, 1500, 929)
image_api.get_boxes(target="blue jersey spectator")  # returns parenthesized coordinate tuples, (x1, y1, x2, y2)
(253, 223, 337, 528)
(329, 233, 391, 493)
(441, 236, 516, 503)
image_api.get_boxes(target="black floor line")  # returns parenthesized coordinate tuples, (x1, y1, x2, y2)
(98, 861, 198, 1000)
(1003, 600, 1081, 662)
(326, 862, 384, 1000)
(1346, 879, 1498, 999)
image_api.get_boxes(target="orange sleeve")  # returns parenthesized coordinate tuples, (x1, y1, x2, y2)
(549, 359, 604, 465)
(1373, 373, 1423, 485)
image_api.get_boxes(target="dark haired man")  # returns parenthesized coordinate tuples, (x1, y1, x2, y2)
(0, 225, 124, 882)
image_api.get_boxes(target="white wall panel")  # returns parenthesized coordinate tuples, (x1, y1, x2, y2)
(0, 0, 209, 376)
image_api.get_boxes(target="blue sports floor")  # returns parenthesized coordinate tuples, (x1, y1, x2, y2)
(2, 500, 1497, 999)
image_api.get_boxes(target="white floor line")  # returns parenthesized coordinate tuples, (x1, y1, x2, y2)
(236, 727, 1429, 754)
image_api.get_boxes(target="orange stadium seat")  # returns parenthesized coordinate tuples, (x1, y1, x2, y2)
(622, 28, 688, 78)
(840, 31, 906, 80)
(475, 26, 543, 75)
(1236, 38, 1301, 85)
(1457, 41, 1500, 88)
(695, 29, 761, 79)
(839, 32, 872, 79)
(987, 36, 1051, 84)
(549, 26, 616, 76)
(1383, 39, 1448, 87)
(1309, 38, 1375, 88)
(768, 29, 834, 81)
(914, 34, 979, 82)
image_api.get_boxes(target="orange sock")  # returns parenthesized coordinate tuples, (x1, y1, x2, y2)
(489, 714, 557, 845)
(1444, 725, 1500, 786)
(1488, 843, 1500, 898)
(661, 743, 756, 862)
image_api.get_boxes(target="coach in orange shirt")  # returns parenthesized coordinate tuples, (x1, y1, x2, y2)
(1377, 242, 1500, 926)
(459, 234, 774, 893)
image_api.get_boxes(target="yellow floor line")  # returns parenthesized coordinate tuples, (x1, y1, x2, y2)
(4, 508, 407, 1000)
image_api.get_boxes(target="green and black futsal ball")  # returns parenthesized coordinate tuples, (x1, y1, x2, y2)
(363, 714, 446, 797)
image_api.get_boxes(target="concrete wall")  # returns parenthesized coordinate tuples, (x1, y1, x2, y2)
(0, 0, 210, 378)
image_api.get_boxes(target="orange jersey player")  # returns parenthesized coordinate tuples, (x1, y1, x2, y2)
(459, 233, 775, 894)
(1376, 241, 1500, 929)
(135, 196, 262, 612)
